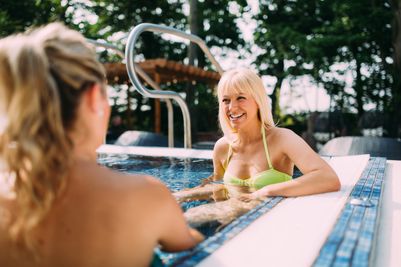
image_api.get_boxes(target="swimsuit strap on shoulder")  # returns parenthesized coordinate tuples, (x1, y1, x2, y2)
(224, 143, 233, 170)
(261, 125, 273, 169)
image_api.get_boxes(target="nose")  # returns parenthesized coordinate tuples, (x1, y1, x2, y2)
(228, 100, 238, 111)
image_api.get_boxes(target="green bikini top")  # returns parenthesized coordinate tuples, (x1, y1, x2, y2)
(223, 126, 292, 190)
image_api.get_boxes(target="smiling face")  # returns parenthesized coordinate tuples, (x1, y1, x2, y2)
(221, 91, 259, 131)
(217, 68, 274, 137)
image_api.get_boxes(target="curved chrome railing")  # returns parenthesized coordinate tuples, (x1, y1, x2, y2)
(125, 23, 224, 148)
(86, 39, 175, 147)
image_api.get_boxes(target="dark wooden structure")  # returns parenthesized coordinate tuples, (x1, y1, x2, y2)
(103, 59, 221, 133)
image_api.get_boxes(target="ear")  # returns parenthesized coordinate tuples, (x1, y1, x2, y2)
(83, 83, 104, 114)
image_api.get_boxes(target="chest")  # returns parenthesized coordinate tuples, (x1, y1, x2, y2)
(226, 148, 268, 178)
(224, 140, 291, 179)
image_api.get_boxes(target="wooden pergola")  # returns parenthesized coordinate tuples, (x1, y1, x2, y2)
(103, 59, 221, 133)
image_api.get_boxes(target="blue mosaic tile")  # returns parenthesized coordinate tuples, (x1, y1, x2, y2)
(167, 196, 285, 266)
(313, 157, 386, 267)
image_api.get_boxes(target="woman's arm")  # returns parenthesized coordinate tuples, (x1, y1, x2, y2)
(173, 138, 229, 202)
(241, 128, 340, 200)
(151, 178, 204, 251)
(201, 137, 228, 185)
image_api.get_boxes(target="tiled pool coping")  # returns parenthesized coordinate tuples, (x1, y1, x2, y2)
(97, 146, 390, 266)
(175, 157, 386, 267)
(313, 157, 386, 267)
(169, 197, 284, 266)
(97, 145, 290, 265)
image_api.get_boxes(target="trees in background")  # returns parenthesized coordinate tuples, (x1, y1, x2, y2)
(254, 0, 398, 136)
(87, 0, 189, 137)
(390, 0, 401, 137)
(0, 0, 245, 141)
(0, 0, 70, 36)
(186, 0, 246, 139)
(88, 0, 247, 140)
(253, 0, 317, 119)
(0, 0, 400, 138)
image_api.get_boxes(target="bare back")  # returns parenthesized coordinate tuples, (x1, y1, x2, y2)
(0, 161, 197, 267)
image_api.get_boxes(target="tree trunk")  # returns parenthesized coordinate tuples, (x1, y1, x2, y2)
(188, 0, 199, 67)
(270, 60, 284, 120)
(186, 0, 200, 141)
(270, 81, 282, 120)
(351, 48, 365, 119)
(126, 88, 133, 129)
(390, 0, 401, 137)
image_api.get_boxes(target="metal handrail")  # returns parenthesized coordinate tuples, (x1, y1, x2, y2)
(125, 23, 224, 148)
(87, 39, 175, 147)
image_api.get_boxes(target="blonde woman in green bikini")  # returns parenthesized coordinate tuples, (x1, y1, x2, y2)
(175, 68, 340, 225)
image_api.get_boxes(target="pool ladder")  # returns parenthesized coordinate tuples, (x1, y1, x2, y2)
(87, 39, 178, 148)
(125, 23, 224, 149)
(89, 24, 224, 149)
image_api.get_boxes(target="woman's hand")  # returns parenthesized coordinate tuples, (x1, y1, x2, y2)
(212, 185, 228, 201)
(189, 228, 204, 243)
(200, 174, 215, 186)
(237, 193, 259, 202)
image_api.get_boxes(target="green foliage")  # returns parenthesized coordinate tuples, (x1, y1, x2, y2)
(2, 0, 400, 138)
(0, 0, 242, 139)
(87, 0, 245, 139)
(197, 0, 245, 50)
(254, 0, 398, 136)
(0, 0, 70, 36)
(277, 113, 307, 135)
(88, 0, 187, 60)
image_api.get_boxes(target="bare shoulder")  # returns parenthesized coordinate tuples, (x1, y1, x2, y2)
(213, 136, 230, 160)
(268, 126, 298, 141)
(75, 163, 175, 231)
(268, 127, 308, 151)
(99, 165, 168, 198)
(71, 161, 170, 204)
(214, 136, 230, 149)
(65, 163, 179, 262)
(214, 136, 230, 153)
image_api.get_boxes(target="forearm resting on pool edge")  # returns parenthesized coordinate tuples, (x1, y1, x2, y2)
(251, 170, 341, 198)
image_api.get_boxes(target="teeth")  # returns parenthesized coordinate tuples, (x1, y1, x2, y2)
(230, 113, 244, 119)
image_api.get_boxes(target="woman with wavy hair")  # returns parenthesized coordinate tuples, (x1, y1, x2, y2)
(0, 23, 202, 267)
(175, 68, 340, 226)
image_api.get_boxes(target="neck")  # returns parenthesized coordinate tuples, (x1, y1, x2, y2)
(69, 130, 99, 163)
(72, 147, 97, 162)
(236, 120, 263, 145)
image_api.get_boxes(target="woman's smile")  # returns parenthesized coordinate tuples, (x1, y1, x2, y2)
(223, 94, 258, 129)
(229, 113, 245, 122)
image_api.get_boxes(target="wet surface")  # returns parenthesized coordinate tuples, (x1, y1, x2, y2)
(97, 153, 301, 266)
(98, 153, 213, 194)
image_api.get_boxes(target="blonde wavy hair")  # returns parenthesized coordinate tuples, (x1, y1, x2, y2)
(0, 22, 105, 251)
(217, 67, 275, 140)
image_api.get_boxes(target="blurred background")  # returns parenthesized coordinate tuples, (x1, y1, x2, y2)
(1, 0, 400, 150)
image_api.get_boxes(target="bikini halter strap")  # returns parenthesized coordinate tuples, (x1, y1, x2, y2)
(261, 124, 273, 169)
(225, 125, 272, 170)
(224, 143, 233, 170)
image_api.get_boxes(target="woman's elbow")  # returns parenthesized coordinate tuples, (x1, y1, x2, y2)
(328, 173, 341, 192)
